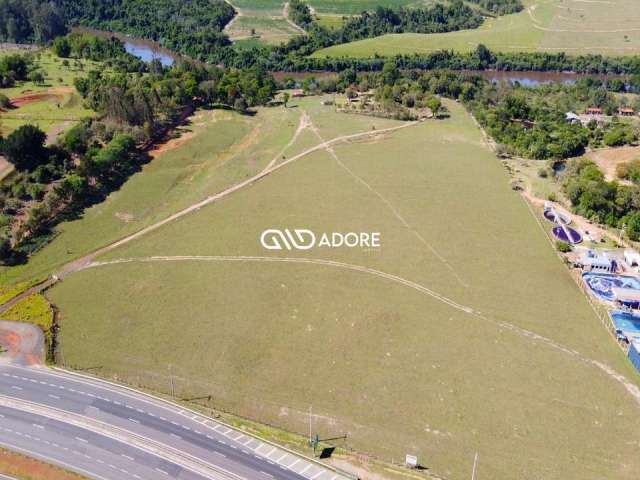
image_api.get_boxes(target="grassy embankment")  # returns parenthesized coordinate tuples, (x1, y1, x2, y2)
(44, 96, 640, 480)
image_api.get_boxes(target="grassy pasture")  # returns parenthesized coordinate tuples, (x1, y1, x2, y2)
(0, 106, 302, 284)
(314, 0, 640, 57)
(227, 15, 302, 45)
(47, 98, 640, 480)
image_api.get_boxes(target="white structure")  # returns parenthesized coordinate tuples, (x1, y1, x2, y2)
(565, 112, 580, 124)
(577, 250, 615, 272)
(624, 249, 640, 267)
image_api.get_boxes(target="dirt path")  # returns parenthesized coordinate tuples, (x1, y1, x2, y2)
(306, 115, 469, 288)
(81, 254, 640, 408)
(223, 0, 243, 35)
(52, 121, 418, 278)
(46, 120, 73, 145)
(0, 156, 13, 182)
(0, 279, 57, 316)
(283, 2, 307, 34)
(263, 110, 311, 172)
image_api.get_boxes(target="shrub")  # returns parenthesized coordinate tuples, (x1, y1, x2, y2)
(555, 240, 572, 253)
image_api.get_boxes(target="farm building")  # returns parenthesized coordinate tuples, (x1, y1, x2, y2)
(618, 107, 635, 116)
(628, 339, 640, 374)
(291, 89, 305, 98)
(585, 107, 603, 115)
(625, 249, 640, 267)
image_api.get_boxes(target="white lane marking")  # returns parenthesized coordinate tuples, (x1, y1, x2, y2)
(170, 433, 181, 439)
(260, 472, 274, 478)
(48, 394, 60, 400)
(155, 468, 169, 475)
(265, 447, 277, 457)
(32, 424, 44, 430)
(214, 451, 227, 458)
(311, 470, 325, 479)
(128, 418, 140, 424)
(121, 454, 134, 461)
(276, 453, 289, 462)
(75, 437, 89, 443)
(289, 459, 301, 469)
(10, 386, 22, 390)
(299, 464, 313, 474)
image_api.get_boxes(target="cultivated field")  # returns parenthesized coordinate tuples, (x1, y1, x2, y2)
(44, 97, 640, 480)
(315, 0, 640, 57)
(225, 0, 434, 44)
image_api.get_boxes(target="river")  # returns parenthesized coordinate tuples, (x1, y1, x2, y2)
(72, 28, 628, 87)
(72, 27, 178, 67)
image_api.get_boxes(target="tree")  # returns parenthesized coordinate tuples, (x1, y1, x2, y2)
(382, 61, 399, 86)
(234, 97, 248, 113)
(28, 70, 45, 85)
(475, 43, 494, 67)
(282, 92, 290, 108)
(52, 36, 71, 58)
(626, 211, 640, 241)
(1, 124, 48, 171)
(63, 123, 90, 154)
(426, 96, 442, 117)
(0, 93, 10, 109)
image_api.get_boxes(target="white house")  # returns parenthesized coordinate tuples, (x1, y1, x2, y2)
(624, 249, 640, 267)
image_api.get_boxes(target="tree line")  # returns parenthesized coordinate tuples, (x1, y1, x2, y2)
(0, 0, 66, 44)
(0, 36, 276, 263)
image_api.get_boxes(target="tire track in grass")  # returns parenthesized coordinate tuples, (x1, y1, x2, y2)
(80, 254, 640, 407)
(306, 116, 470, 288)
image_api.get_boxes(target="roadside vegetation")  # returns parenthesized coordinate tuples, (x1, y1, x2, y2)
(0, 448, 86, 480)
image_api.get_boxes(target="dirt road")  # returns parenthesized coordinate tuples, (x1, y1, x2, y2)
(53, 121, 418, 278)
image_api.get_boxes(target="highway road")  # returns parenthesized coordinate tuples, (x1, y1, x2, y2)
(0, 364, 350, 480)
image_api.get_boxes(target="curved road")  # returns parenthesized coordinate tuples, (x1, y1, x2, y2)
(0, 364, 351, 480)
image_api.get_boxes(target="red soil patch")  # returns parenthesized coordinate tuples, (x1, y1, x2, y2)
(9, 87, 75, 109)
(0, 448, 86, 480)
(10, 93, 59, 108)
(149, 130, 196, 158)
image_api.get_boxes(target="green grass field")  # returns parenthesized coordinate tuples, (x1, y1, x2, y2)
(227, 15, 303, 45)
(42, 97, 640, 480)
(315, 0, 640, 57)
(0, 106, 302, 284)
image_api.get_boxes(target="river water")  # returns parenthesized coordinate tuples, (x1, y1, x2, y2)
(72, 28, 628, 86)
(72, 27, 177, 67)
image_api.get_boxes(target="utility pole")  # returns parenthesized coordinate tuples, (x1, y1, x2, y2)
(308, 405, 313, 444)
(471, 452, 479, 480)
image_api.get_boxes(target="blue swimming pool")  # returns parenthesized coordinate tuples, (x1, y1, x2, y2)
(582, 272, 640, 301)
(611, 310, 640, 336)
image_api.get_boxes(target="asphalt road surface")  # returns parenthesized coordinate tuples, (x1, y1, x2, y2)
(0, 365, 350, 480)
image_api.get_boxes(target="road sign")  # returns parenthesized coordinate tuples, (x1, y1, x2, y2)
(405, 454, 418, 468)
